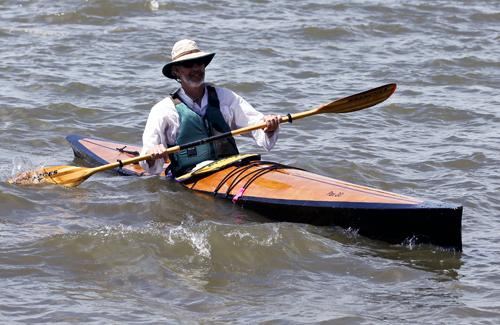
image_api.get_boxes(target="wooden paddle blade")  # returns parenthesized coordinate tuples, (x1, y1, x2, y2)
(8, 165, 94, 187)
(321, 83, 397, 114)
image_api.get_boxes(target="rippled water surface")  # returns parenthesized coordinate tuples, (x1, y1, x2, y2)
(1, 0, 499, 323)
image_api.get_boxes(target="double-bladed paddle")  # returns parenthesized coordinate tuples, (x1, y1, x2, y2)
(8, 83, 396, 187)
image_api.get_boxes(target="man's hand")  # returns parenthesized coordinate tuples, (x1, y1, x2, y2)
(146, 144, 168, 167)
(263, 115, 280, 133)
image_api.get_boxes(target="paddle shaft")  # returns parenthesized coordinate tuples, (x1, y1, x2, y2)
(90, 109, 337, 173)
(89, 83, 396, 175)
(89, 117, 287, 174)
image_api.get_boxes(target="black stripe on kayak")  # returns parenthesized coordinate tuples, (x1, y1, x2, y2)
(231, 195, 462, 251)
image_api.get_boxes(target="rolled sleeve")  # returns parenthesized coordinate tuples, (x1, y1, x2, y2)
(139, 98, 178, 175)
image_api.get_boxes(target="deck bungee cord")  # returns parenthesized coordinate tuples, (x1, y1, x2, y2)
(82, 139, 141, 157)
(204, 161, 304, 202)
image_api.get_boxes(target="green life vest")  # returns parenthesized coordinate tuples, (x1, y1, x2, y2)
(169, 85, 239, 176)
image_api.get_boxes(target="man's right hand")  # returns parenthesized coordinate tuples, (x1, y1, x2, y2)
(147, 144, 168, 167)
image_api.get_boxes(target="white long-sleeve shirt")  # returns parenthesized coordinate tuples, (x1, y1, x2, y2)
(140, 85, 279, 175)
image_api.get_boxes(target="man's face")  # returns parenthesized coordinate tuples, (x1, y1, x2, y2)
(173, 59, 206, 87)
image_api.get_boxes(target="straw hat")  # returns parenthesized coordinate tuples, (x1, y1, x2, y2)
(162, 39, 216, 79)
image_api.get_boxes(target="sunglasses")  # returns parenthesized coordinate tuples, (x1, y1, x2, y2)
(177, 58, 207, 68)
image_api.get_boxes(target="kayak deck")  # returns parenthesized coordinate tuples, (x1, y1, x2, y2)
(66, 134, 463, 251)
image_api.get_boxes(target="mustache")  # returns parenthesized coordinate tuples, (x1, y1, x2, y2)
(180, 73, 205, 87)
(182, 71, 204, 81)
(189, 70, 204, 78)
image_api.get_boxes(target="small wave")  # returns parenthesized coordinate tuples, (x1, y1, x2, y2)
(28, 219, 347, 274)
(277, 59, 302, 68)
(31, 1, 163, 26)
(398, 103, 489, 123)
(38, 11, 102, 25)
(5, 27, 68, 38)
(429, 151, 487, 171)
(222, 81, 266, 93)
(289, 71, 321, 79)
(427, 56, 500, 69)
(358, 23, 412, 36)
(431, 74, 471, 86)
(77, 1, 157, 18)
(302, 2, 348, 12)
(302, 26, 353, 40)
(470, 12, 500, 23)
(58, 82, 102, 95)
(255, 47, 279, 57)
(0, 28, 13, 37)
(0, 191, 37, 216)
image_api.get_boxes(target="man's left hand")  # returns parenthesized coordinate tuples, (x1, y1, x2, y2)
(263, 115, 280, 133)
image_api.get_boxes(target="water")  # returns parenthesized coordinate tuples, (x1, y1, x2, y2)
(1, 0, 499, 323)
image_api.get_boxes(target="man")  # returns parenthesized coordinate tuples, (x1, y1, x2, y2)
(140, 39, 280, 177)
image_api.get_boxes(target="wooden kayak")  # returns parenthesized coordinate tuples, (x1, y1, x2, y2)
(66, 134, 463, 251)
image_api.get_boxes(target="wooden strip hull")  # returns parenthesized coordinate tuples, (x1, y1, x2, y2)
(66, 134, 462, 251)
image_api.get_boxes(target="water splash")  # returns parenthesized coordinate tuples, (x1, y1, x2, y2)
(224, 223, 283, 247)
(11, 156, 37, 176)
(165, 216, 212, 258)
(402, 235, 419, 250)
(7, 157, 47, 185)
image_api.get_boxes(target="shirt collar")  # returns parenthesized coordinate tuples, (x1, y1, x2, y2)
(177, 85, 208, 113)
